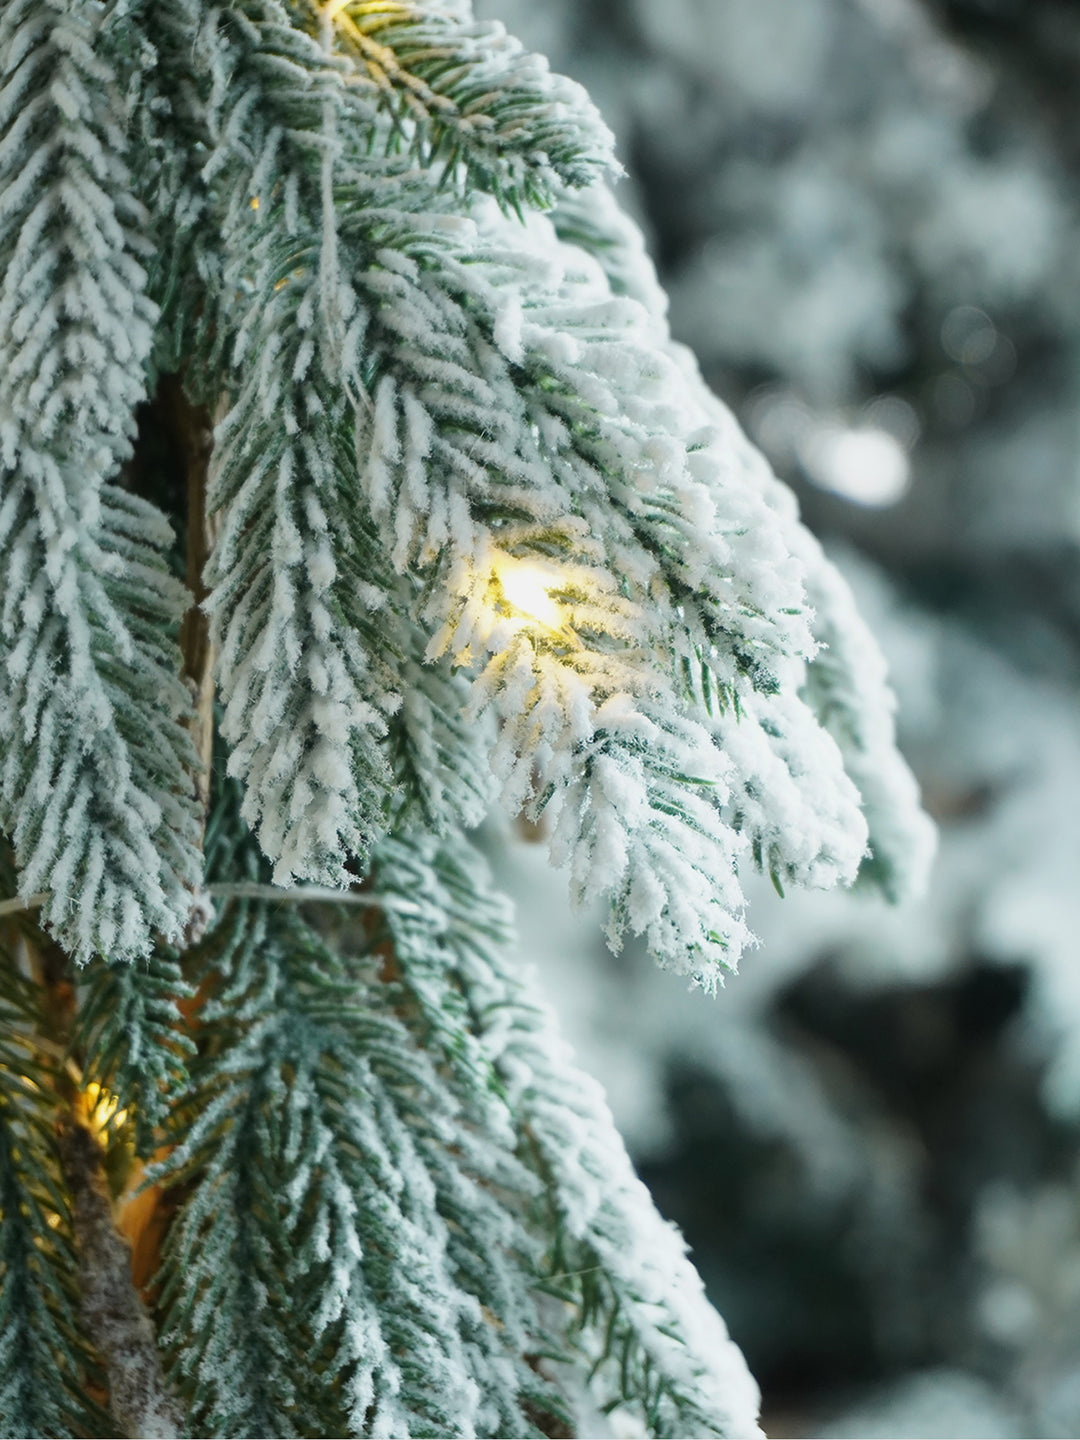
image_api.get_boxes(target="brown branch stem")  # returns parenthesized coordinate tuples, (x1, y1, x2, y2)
(5, 923, 183, 1434)
(57, 1123, 182, 1440)
(160, 375, 225, 824)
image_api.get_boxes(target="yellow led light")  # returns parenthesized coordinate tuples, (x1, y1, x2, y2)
(82, 1081, 128, 1137)
(494, 556, 563, 631)
(250, 196, 260, 211)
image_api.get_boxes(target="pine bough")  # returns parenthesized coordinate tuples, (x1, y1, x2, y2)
(0, 1, 935, 1435)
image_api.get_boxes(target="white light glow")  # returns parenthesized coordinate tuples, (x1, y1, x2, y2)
(495, 556, 564, 630)
(801, 424, 911, 507)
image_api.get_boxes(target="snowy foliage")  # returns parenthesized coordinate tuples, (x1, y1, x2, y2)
(145, 824, 761, 1438)
(0, 0, 200, 962)
(0, 0, 936, 1434)
(0, 0, 930, 984)
(465, 0, 1080, 1434)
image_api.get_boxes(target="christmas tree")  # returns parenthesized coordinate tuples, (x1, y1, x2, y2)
(0, 2, 934, 1435)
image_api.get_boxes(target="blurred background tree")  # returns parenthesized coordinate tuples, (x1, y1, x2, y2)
(474, 1, 1080, 1434)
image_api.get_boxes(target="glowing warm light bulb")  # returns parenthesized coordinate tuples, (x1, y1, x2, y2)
(494, 557, 563, 630)
(82, 1081, 128, 1136)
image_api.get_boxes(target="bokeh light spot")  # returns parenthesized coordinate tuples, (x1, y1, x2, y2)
(801, 424, 911, 506)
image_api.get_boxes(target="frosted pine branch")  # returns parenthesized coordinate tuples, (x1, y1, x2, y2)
(120, 0, 932, 986)
(0, 0, 200, 962)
